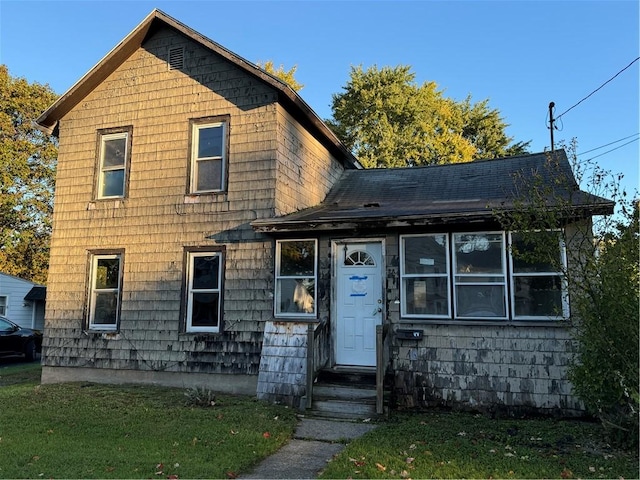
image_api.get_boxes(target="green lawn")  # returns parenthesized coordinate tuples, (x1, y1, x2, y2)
(2, 363, 638, 479)
(320, 411, 639, 479)
(0, 363, 298, 479)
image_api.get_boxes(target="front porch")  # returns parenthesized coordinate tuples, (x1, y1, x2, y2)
(256, 320, 391, 419)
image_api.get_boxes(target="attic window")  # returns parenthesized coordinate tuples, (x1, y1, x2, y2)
(168, 47, 184, 70)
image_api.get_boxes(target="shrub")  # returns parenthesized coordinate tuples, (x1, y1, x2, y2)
(184, 386, 217, 407)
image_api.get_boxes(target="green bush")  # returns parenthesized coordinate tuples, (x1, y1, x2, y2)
(569, 205, 639, 448)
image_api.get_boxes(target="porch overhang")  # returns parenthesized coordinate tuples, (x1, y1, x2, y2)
(251, 200, 614, 234)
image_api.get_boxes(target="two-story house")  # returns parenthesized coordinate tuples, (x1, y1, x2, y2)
(36, 9, 612, 415)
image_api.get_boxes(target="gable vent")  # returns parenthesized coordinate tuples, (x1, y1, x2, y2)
(168, 47, 184, 70)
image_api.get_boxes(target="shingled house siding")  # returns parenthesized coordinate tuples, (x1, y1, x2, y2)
(274, 105, 344, 216)
(254, 106, 346, 406)
(380, 224, 584, 415)
(42, 26, 287, 388)
(391, 324, 580, 414)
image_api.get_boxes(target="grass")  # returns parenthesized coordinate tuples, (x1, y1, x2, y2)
(0, 363, 298, 479)
(0, 361, 42, 386)
(1, 363, 638, 479)
(320, 411, 639, 479)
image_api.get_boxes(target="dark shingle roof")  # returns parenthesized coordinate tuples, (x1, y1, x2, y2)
(252, 150, 614, 232)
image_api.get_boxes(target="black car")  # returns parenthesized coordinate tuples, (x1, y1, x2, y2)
(0, 316, 43, 362)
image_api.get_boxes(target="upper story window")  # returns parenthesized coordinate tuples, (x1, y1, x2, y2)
(399, 230, 568, 322)
(189, 117, 229, 193)
(184, 249, 224, 333)
(88, 251, 123, 331)
(97, 127, 132, 199)
(275, 239, 317, 318)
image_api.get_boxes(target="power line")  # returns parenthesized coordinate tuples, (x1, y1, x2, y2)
(584, 137, 639, 162)
(577, 133, 640, 156)
(556, 57, 640, 120)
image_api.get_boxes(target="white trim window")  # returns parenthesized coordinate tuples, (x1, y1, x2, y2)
(190, 120, 227, 193)
(186, 252, 223, 332)
(0, 295, 7, 316)
(275, 239, 317, 317)
(98, 131, 129, 199)
(509, 231, 569, 320)
(399, 230, 568, 322)
(89, 254, 122, 331)
(453, 232, 508, 319)
(400, 234, 450, 318)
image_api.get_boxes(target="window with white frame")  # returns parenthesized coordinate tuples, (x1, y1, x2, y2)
(185, 251, 223, 332)
(453, 232, 508, 319)
(88, 253, 122, 330)
(0, 296, 7, 316)
(509, 231, 568, 319)
(401, 234, 450, 317)
(399, 230, 568, 322)
(97, 128, 131, 199)
(189, 118, 228, 193)
(275, 239, 317, 317)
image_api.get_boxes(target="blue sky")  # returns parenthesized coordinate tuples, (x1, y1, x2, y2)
(1, 0, 638, 200)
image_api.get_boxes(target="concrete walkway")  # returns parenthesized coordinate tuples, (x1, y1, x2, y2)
(241, 417, 377, 479)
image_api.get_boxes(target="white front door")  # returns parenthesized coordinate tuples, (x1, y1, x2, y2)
(335, 241, 384, 367)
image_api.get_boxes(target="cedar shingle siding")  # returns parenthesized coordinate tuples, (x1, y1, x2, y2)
(42, 25, 344, 390)
(39, 10, 613, 414)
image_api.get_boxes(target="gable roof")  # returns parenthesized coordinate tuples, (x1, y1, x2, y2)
(35, 9, 360, 169)
(251, 150, 615, 232)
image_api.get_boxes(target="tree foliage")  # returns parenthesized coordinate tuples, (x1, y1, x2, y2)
(495, 140, 639, 448)
(0, 65, 58, 284)
(327, 65, 529, 168)
(257, 60, 304, 91)
(569, 200, 638, 448)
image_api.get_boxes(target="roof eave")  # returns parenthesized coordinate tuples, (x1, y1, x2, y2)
(36, 9, 161, 134)
(34, 9, 361, 169)
(251, 201, 616, 234)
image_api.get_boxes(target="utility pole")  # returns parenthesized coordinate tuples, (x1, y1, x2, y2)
(548, 102, 555, 152)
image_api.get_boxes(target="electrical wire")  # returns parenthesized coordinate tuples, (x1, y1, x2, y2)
(556, 57, 640, 120)
(584, 137, 639, 162)
(578, 133, 640, 156)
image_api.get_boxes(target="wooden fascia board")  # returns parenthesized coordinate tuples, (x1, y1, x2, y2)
(251, 203, 615, 233)
(34, 9, 362, 170)
(35, 10, 159, 134)
(162, 13, 360, 168)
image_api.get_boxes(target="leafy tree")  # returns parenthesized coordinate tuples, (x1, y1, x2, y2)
(327, 65, 529, 168)
(495, 140, 639, 448)
(0, 66, 58, 284)
(569, 199, 638, 448)
(258, 60, 304, 91)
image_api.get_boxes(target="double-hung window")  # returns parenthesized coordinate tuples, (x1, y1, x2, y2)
(401, 234, 450, 318)
(185, 251, 223, 333)
(189, 117, 228, 193)
(509, 231, 568, 319)
(0, 296, 7, 316)
(97, 127, 131, 199)
(88, 253, 123, 331)
(275, 240, 317, 317)
(453, 232, 508, 319)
